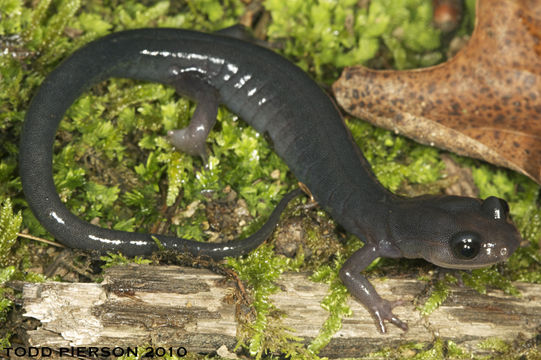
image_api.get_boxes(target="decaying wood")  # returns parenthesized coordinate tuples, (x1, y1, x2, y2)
(21, 264, 540, 358)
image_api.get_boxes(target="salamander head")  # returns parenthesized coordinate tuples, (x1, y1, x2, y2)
(390, 195, 521, 269)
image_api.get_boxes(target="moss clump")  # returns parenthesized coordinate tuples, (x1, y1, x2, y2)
(0, 198, 44, 347)
(308, 243, 355, 353)
(0, 199, 21, 267)
(100, 252, 152, 269)
(346, 119, 446, 194)
(266, 0, 442, 80)
(0, 199, 22, 325)
(227, 244, 306, 359)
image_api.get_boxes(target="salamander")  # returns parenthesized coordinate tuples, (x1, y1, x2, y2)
(19, 28, 522, 332)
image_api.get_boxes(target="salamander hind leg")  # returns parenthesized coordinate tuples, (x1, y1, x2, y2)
(167, 70, 220, 162)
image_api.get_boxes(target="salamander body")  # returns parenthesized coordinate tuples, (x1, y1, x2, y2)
(20, 29, 521, 332)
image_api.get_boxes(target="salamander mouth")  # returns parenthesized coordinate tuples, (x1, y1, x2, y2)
(430, 251, 511, 270)
(435, 262, 498, 270)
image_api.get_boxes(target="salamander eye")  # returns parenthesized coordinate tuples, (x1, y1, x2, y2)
(451, 231, 481, 260)
(481, 196, 509, 220)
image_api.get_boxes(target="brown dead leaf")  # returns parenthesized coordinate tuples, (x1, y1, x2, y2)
(333, 0, 541, 184)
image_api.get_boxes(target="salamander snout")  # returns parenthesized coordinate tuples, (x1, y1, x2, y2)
(391, 195, 522, 270)
(436, 195, 521, 269)
(449, 196, 519, 260)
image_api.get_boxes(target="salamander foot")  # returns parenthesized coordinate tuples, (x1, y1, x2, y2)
(167, 72, 220, 162)
(168, 125, 208, 162)
(371, 299, 408, 333)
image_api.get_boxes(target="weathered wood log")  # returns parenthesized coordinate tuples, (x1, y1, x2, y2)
(20, 264, 540, 358)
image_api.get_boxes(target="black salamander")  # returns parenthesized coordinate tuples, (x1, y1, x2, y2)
(19, 29, 521, 332)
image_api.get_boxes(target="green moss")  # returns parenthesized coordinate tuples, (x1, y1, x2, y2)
(419, 266, 521, 319)
(0, 266, 16, 324)
(0, 0, 24, 35)
(308, 257, 352, 353)
(265, 0, 441, 81)
(227, 244, 306, 359)
(346, 119, 445, 193)
(0, 199, 22, 267)
(419, 274, 457, 316)
(0, 199, 44, 332)
(464, 267, 520, 296)
(478, 338, 511, 354)
(368, 339, 472, 360)
(100, 252, 152, 269)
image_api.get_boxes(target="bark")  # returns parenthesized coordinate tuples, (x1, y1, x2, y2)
(19, 264, 541, 358)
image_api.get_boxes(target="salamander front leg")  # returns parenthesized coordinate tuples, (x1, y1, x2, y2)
(339, 245, 408, 333)
(167, 72, 220, 162)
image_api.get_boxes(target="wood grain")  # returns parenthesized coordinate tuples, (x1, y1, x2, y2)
(20, 264, 541, 358)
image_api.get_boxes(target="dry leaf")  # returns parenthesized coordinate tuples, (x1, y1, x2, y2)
(333, 0, 541, 184)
